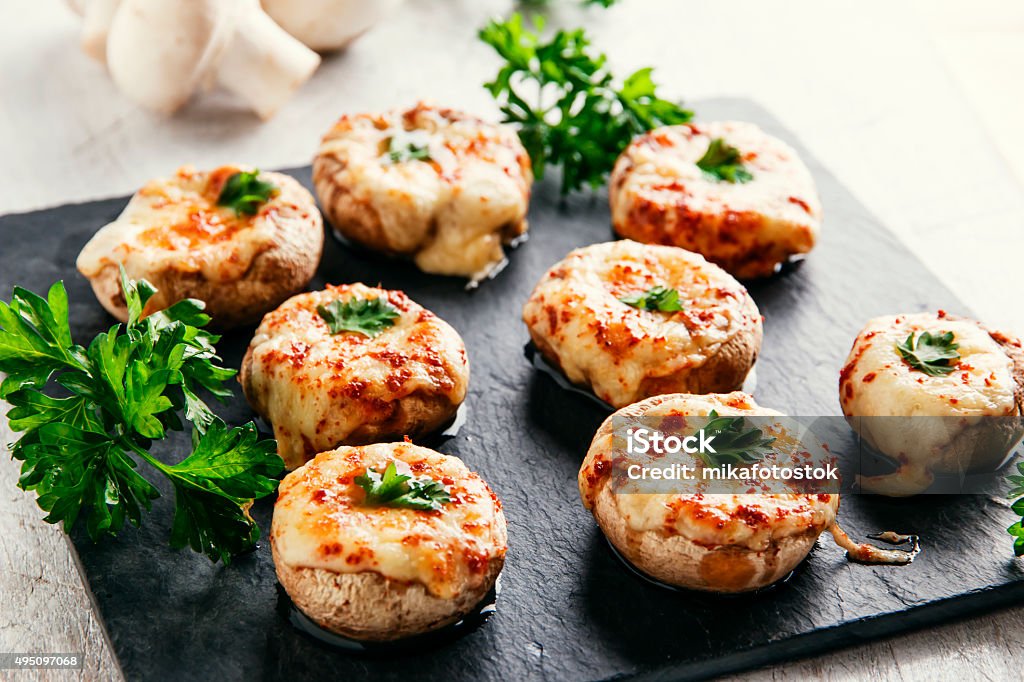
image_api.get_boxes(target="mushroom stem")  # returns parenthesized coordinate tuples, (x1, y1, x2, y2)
(215, 8, 321, 121)
(80, 0, 120, 62)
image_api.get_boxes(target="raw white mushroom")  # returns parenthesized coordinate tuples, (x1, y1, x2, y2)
(66, 0, 321, 119)
(261, 0, 404, 52)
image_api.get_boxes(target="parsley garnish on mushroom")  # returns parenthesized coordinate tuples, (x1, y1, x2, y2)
(317, 297, 400, 337)
(894, 331, 960, 376)
(355, 462, 451, 512)
(696, 138, 753, 184)
(383, 129, 433, 164)
(619, 285, 684, 312)
(217, 170, 279, 216)
(697, 410, 776, 467)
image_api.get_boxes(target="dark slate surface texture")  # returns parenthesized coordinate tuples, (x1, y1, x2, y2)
(1, 99, 1022, 682)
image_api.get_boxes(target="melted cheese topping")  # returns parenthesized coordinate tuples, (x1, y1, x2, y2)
(579, 393, 838, 551)
(76, 165, 312, 283)
(522, 240, 762, 407)
(610, 121, 821, 279)
(244, 284, 469, 469)
(840, 312, 1016, 417)
(272, 443, 507, 599)
(314, 102, 532, 281)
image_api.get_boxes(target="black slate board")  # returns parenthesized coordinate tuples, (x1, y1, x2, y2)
(2, 99, 1023, 682)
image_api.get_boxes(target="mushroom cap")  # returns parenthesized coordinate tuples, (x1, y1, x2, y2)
(522, 240, 762, 408)
(262, 0, 403, 52)
(239, 283, 470, 470)
(578, 392, 839, 592)
(271, 443, 507, 639)
(106, 0, 245, 113)
(75, 165, 323, 330)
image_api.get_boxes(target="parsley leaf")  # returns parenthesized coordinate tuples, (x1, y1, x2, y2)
(317, 297, 400, 338)
(217, 170, 279, 216)
(696, 138, 753, 184)
(355, 461, 451, 512)
(384, 130, 433, 164)
(895, 331, 960, 377)
(480, 13, 692, 195)
(1008, 459, 1024, 556)
(0, 268, 282, 563)
(697, 410, 776, 467)
(619, 285, 684, 312)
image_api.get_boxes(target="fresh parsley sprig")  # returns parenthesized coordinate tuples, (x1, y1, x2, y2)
(0, 269, 283, 563)
(895, 331, 960, 377)
(1008, 460, 1024, 556)
(479, 13, 692, 195)
(355, 461, 451, 512)
(317, 297, 401, 338)
(217, 170, 279, 216)
(619, 285, 684, 312)
(697, 410, 776, 467)
(697, 138, 753, 184)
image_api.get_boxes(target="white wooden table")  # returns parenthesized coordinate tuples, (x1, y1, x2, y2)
(1, 0, 1023, 679)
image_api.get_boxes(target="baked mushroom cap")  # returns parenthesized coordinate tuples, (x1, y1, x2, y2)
(271, 442, 507, 640)
(76, 165, 324, 329)
(312, 102, 533, 282)
(579, 392, 839, 593)
(523, 240, 763, 408)
(241, 283, 469, 470)
(610, 121, 821, 279)
(840, 311, 1024, 495)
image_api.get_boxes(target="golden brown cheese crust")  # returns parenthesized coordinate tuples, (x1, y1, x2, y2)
(610, 122, 821, 279)
(241, 284, 469, 470)
(76, 165, 323, 329)
(272, 443, 506, 640)
(523, 240, 762, 408)
(313, 102, 533, 282)
(579, 393, 838, 592)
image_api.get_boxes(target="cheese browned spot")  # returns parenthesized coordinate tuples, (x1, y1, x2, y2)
(313, 102, 533, 283)
(610, 121, 821, 279)
(241, 283, 469, 470)
(523, 240, 762, 408)
(272, 443, 507, 600)
(75, 165, 323, 328)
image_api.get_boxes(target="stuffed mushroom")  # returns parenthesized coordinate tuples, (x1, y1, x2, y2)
(840, 310, 1024, 495)
(609, 121, 821, 279)
(579, 392, 916, 593)
(523, 240, 762, 408)
(272, 442, 507, 640)
(313, 102, 533, 283)
(76, 165, 323, 329)
(241, 284, 469, 470)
